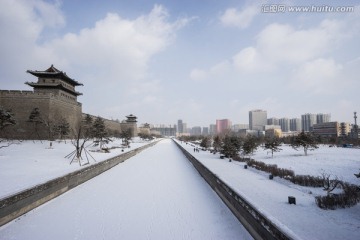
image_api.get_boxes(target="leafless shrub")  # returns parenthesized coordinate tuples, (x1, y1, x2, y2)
(315, 183, 360, 209)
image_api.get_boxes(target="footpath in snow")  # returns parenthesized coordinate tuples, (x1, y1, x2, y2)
(176, 140, 360, 240)
(0, 139, 252, 240)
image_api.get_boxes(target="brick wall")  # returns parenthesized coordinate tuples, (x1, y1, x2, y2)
(0, 90, 82, 139)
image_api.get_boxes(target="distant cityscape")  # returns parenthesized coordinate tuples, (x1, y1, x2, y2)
(1, 65, 358, 141)
(150, 110, 359, 139)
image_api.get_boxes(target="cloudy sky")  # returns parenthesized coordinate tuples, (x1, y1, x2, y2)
(1, 0, 359, 128)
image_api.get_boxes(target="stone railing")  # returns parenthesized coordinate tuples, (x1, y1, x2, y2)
(173, 140, 292, 240)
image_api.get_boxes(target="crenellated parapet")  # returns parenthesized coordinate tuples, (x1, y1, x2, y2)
(1, 90, 40, 95)
(0, 90, 81, 106)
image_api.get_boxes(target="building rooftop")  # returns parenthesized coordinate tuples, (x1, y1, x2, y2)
(126, 114, 137, 122)
(26, 65, 83, 86)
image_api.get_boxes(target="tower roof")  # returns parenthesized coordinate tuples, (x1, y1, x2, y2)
(126, 114, 137, 122)
(27, 65, 83, 86)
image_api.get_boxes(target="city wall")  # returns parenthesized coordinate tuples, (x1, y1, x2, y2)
(0, 140, 160, 226)
(173, 140, 292, 240)
(81, 113, 123, 136)
(0, 90, 82, 139)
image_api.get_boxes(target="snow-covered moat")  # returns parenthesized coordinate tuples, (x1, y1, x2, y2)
(0, 139, 253, 240)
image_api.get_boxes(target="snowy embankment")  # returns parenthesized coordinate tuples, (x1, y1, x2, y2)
(177, 140, 360, 240)
(0, 138, 151, 199)
(0, 139, 252, 240)
(253, 144, 360, 185)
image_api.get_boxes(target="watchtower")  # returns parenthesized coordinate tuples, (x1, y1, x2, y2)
(26, 65, 83, 102)
(0, 65, 83, 139)
(120, 114, 138, 137)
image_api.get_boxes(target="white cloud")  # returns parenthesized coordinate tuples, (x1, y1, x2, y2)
(194, 21, 337, 83)
(0, 0, 65, 81)
(190, 61, 231, 82)
(334, 99, 358, 123)
(256, 21, 341, 64)
(128, 80, 161, 96)
(0, 2, 188, 84)
(32, 0, 65, 28)
(209, 60, 231, 76)
(220, 5, 258, 29)
(292, 58, 343, 94)
(48, 4, 186, 82)
(227, 18, 347, 74)
(227, 19, 345, 74)
(190, 68, 208, 81)
(232, 47, 271, 72)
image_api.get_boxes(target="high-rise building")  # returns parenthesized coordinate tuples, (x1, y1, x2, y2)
(290, 118, 301, 132)
(279, 118, 290, 132)
(177, 119, 183, 133)
(316, 113, 331, 124)
(209, 124, 216, 135)
(182, 123, 187, 133)
(267, 118, 279, 125)
(191, 126, 202, 136)
(340, 122, 350, 137)
(249, 110, 267, 131)
(301, 113, 317, 132)
(216, 119, 232, 134)
(302, 113, 331, 132)
(202, 127, 209, 136)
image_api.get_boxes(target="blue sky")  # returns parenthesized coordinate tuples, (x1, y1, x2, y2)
(1, 0, 359, 128)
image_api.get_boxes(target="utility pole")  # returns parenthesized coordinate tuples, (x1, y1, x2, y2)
(354, 112, 358, 139)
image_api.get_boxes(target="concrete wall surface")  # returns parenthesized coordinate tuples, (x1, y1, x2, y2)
(173, 140, 291, 240)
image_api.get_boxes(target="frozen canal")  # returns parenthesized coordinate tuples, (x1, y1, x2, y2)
(0, 139, 252, 240)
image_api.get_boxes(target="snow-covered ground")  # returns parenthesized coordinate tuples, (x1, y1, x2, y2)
(1, 138, 360, 239)
(0, 138, 152, 198)
(252, 144, 360, 185)
(0, 139, 252, 240)
(178, 140, 360, 240)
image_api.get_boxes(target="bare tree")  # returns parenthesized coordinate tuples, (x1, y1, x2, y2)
(321, 171, 343, 195)
(65, 124, 95, 166)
